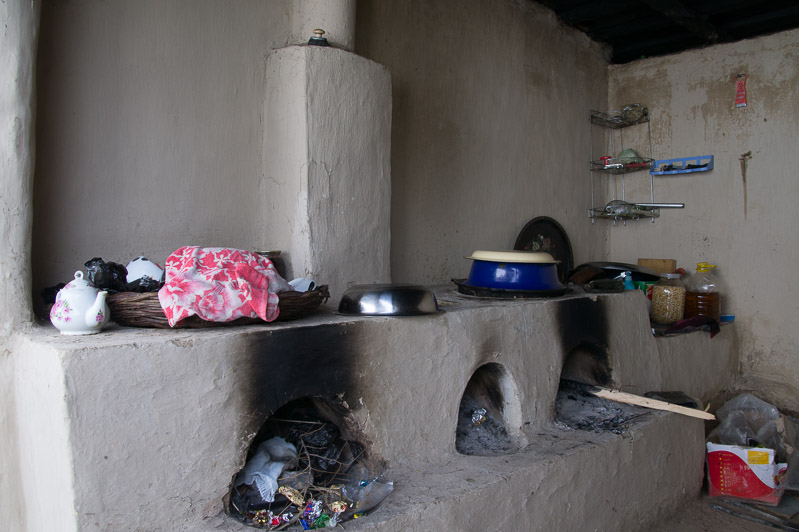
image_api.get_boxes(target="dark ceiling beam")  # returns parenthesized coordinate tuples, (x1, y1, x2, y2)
(612, 33, 704, 62)
(638, 0, 731, 42)
(689, 0, 771, 17)
(588, 16, 676, 41)
(547, 0, 640, 25)
(720, 5, 799, 32)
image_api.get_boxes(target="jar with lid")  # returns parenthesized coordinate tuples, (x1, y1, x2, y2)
(684, 262, 721, 321)
(651, 273, 686, 325)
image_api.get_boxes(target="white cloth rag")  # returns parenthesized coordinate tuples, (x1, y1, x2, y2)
(237, 437, 297, 503)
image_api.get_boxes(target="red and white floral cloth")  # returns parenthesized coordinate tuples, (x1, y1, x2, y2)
(157, 246, 291, 327)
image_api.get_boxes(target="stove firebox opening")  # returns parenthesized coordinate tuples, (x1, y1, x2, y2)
(556, 343, 648, 433)
(560, 341, 613, 388)
(227, 396, 387, 528)
(455, 363, 523, 456)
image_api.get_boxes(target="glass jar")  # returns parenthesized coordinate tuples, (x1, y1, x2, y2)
(651, 273, 686, 325)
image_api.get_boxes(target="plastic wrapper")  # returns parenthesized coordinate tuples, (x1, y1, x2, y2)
(279, 469, 314, 492)
(302, 500, 323, 520)
(277, 486, 305, 506)
(125, 275, 163, 293)
(471, 408, 487, 426)
(342, 480, 394, 518)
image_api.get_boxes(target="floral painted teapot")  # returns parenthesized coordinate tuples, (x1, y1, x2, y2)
(50, 271, 110, 335)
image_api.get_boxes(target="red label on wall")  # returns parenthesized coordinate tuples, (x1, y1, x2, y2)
(735, 75, 748, 108)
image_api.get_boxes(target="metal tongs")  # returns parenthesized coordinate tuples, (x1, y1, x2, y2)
(604, 199, 684, 216)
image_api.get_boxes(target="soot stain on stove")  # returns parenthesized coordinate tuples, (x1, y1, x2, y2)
(240, 323, 363, 429)
(556, 297, 609, 351)
(556, 298, 613, 386)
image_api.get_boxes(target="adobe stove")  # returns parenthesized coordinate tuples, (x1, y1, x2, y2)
(20, 285, 739, 531)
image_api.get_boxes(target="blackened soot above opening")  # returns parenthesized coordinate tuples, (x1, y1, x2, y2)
(556, 298, 609, 354)
(241, 323, 359, 421)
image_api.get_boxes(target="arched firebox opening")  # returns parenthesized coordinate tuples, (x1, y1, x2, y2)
(555, 342, 646, 433)
(559, 341, 613, 387)
(455, 363, 523, 456)
(227, 396, 389, 529)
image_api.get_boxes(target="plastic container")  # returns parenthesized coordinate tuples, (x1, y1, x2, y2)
(651, 273, 686, 325)
(686, 262, 718, 292)
(684, 262, 721, 321)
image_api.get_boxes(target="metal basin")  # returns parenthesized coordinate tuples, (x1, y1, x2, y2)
(338, 284, 439, 316)
(464, 250, 565, 291)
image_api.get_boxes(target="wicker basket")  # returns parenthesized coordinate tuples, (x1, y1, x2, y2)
(107, 286, 329, 328)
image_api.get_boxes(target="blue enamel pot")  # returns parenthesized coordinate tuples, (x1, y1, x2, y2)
(464, 251, 565, 291)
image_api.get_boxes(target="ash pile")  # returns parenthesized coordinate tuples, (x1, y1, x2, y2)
(456, 395, 517, 456)
(555, 380, 649, 434)
(229, 404, 392, 529)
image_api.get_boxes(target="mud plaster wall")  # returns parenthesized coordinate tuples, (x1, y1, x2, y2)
(32, 0, 611, 297)
(355, 0, 611, 283)
(30, 1, 285, 303)
(0, 0, 39, 528)
(31, 0, 365, 310)
(607, 30, 799, 412)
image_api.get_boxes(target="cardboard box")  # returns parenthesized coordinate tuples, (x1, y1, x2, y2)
(637, 258, 677, 275)
(707, 442, 788, 506)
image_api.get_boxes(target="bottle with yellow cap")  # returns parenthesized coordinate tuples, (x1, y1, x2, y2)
(684, 262, 721, 321)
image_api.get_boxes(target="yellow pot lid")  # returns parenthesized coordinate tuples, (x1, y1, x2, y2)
(466, 250, 559, 263)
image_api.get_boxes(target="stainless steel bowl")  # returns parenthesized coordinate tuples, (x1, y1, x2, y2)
(338, 284, 439, 316)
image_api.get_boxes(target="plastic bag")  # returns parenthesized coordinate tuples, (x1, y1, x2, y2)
(716, 394, 780, 429)
(341, 479, 394, 518)
(709, 393, 799, 490)
(84, 257, 128, 292)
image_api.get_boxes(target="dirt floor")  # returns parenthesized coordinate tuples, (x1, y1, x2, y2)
(652, 494, 799, 531)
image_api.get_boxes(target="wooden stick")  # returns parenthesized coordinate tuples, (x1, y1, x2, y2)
(590, 386, 716, 420)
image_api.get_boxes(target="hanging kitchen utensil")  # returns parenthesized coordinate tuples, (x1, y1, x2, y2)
(514, 216, 574, 283)
(603, 199, 684, 217)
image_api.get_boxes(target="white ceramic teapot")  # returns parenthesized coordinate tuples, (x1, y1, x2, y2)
(50, 271, 110, 335)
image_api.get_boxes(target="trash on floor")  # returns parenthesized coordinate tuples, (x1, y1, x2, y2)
(707, 393, 799, 505)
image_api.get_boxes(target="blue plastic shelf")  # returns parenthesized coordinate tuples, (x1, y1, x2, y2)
(650, 155, 714, 175)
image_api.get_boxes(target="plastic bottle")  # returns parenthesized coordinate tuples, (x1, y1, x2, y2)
(651, 273, 686, 325)
(622, 271, 635, 290)
(684, 262, 721, 321)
